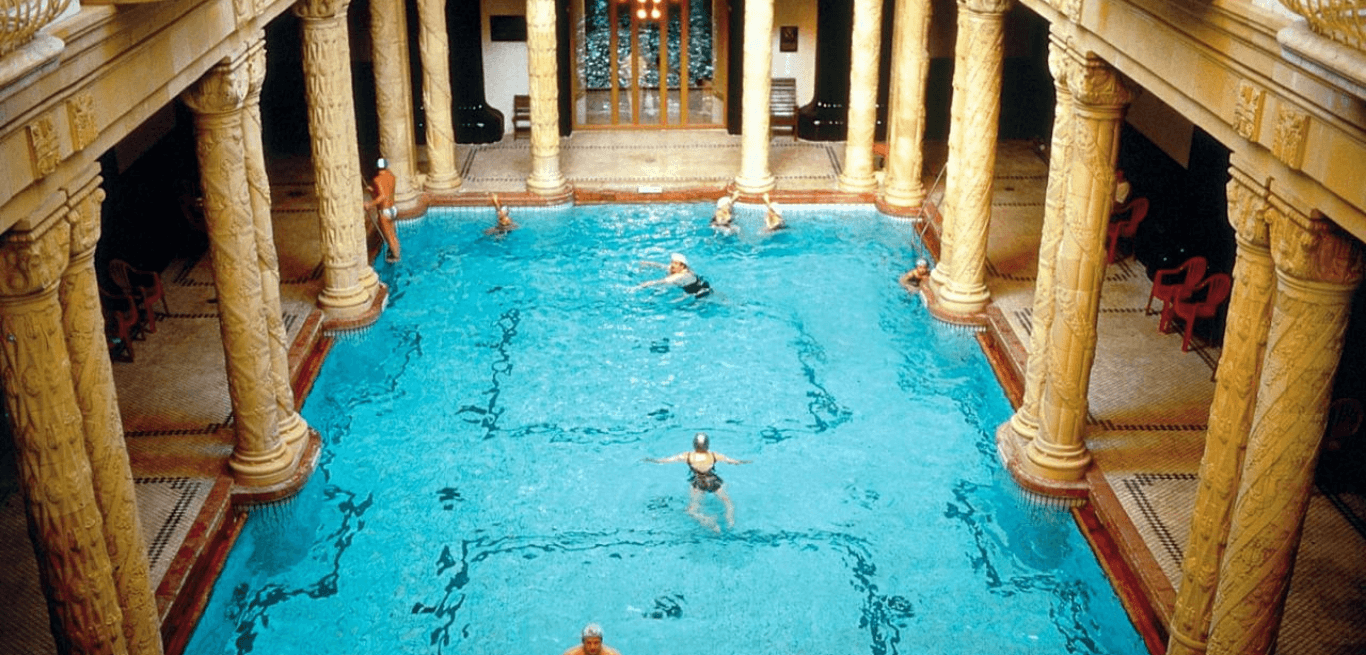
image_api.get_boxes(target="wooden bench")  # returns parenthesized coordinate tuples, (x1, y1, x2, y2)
(770, 77, 797, 141)
(513, 94, 531, 140)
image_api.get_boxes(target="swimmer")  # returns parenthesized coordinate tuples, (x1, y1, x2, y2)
(561, 624, 621, 655)
(762, 193, 786, 232)
(635, 253, 712, 298)
(485, 194, 520, 236)
(363, 157, 402, 262)
(904, 258, 931, 289)
(644, 432, 750, 532)
(711, 190, 741, 235)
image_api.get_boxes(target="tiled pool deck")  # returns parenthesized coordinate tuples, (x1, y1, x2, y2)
(0, 130, 1362, 654)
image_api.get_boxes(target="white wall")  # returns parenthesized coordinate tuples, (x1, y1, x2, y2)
(771, 0, 817, 106)
(484, 0, 530, 136)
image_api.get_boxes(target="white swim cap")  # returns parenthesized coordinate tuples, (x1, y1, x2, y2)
(376, 158, 388, 169)
(916, 258, 928, 267)
(582, 624, 603, 639)
(693, 432, 709, 450)
(716, 196, 732, 208)
(671, 253, 689, 266)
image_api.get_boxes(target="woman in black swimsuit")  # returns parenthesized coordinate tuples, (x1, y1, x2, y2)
(645, 432, 750, 532)
(635, 253, 712, 297)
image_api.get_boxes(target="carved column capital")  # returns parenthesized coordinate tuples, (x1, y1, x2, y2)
(1047, 35, 1071, 89)
(294, 0, 351, 21)
(245, 36, 268, 104)
(958, 0, 1012, 15)
(0, 212, 71, 297)
(1067, 55, 1132, 109)
(1226, 168, 1271, 250)
(183, 57, 250, 115)
(66, 175, 106, 257)
(1269, 202, 1364, 288)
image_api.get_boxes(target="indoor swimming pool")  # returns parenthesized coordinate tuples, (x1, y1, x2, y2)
(183, 202, 1146, 655)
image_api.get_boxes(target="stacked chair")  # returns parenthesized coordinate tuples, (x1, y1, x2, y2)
(101, 259, 170, 361)
(1146, 255, 1233, 351)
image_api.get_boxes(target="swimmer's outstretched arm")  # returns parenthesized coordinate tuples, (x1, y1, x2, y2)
(637, 260, 668, 270)
(712, 452, 751, 465)
(643, 452, 690, 464)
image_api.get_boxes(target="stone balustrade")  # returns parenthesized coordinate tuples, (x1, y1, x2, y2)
(1278, 0, 1366, 50)
(0, 0, 71, 57)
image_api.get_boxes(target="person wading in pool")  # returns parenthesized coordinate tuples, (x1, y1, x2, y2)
(363, 158, 403, 262)
(635, 253, 712, 298)
(562, 623, 621, 655)
(485, 193, 519, 236)
(645, 432, 750, 532)
(711, 190, 740, 235)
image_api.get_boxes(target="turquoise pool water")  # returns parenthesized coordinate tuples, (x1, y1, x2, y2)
(184, 203, 1146, 655)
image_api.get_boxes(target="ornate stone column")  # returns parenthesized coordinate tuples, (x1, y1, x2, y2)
(1024, 55, 1131, 484)
(734, 0, 777, 194)
(369, 0, 420, 206)
(58, 171, 161, 655)
(838, 0, 884, 192)
(999, 35, 1073, 456)
(243, 37, 312, 454)
(1166, 167, 1277, 655)
(297, 0, 381, 319)
(928, 0, 1011, 317)
(526, 0, 570, 197)
(880, 0, 931, 208)
(183, 56, 294, 487)
(416, 0, 461, 191)
(0, 207, 129, 655)
(1206, 207, 1363, 655)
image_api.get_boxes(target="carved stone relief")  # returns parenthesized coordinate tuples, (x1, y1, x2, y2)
(66, 93, 97, 153)
(1233, 80, 1264, 142)
(1271, 105, 1309, 170)
(27, 115, 60, 178)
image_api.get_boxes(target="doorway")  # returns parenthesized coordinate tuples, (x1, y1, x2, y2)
(573, 0, 724, 128)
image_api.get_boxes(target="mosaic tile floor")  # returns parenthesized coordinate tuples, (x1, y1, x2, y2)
(1, 132, 1363, 654)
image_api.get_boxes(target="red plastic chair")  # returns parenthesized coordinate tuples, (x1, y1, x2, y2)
(1148, 256, 1208, 329)
(110, 259, 169, 334)
(100, 287, 141, 362)
(1106, 197, 1149, 263)
(1171, 273, 1232, 351)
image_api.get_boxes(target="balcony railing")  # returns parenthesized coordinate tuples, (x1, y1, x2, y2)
(1, 0, 72, 58)
(1278, 0, 1366, 50)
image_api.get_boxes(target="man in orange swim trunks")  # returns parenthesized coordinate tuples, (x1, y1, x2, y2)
(364, 157, 402, 262)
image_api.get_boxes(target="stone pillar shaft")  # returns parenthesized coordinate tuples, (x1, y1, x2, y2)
(1207, 210, 1363, 655)
(1009, 35, 1072, 442)
(370, 0, 420, 205)
(184, 58, 292, 486)
(526, 0, 569, 197)
(297, 1, 379, 318)
(1026, 54, 1130, 482)
(929, 0, 1010, 315)
(416, 0, 461, 190)
(243, 37, 310, 453)
(838, 0, 884, 192)
(59, 173, 161, 655)
(0, 214, 128, 655)
(881, 0, 931, 208)
(735, 0, 777, 194)
(1166, 169, 1276, 655)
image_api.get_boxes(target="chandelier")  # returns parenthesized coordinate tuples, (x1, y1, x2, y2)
(621, 0, 675, 21)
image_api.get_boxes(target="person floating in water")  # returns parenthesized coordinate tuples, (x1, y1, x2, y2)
(636, 253, 712, 298)
(711, 190, 741, 235)
(562, 624, 621, 655)
(645, 432, 750, 532)
(762, 193, 786, 232)
(363, 157, 402, 262)
(485, 194, 520, 236)
(904, 258, 931, 289)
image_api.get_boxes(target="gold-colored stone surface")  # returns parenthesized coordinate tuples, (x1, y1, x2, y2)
(734, 0, 776, 194)
(416, 0, 461, 191)
(526, 0, 569, 197)
(838, 0, 883, 193)
(881, 0, 930, 208)
(369, 0, 420, 206)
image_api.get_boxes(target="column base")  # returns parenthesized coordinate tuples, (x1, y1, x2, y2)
(1008, 406, 1040, 442)
(919, 275, 991, 328)
(425, 171, 463, 192)
(881, 181, 926, 210)
(525, 177, 573, 202)
(930, 275, 990, 316)
(997, 422, 1091, 500)
(317, 281, 373, 319)
(233, 428, 323, 506)
(1022, 435, 1093, 484)
(838, 172, 879, 193)
(734, 173, 776, 195)
(229, 439, 298, 487)
(278, 410, 310, 449)
(322, 282, 388, 333)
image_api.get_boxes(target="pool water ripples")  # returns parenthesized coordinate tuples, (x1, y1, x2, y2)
(185, 203, 1145, 655)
